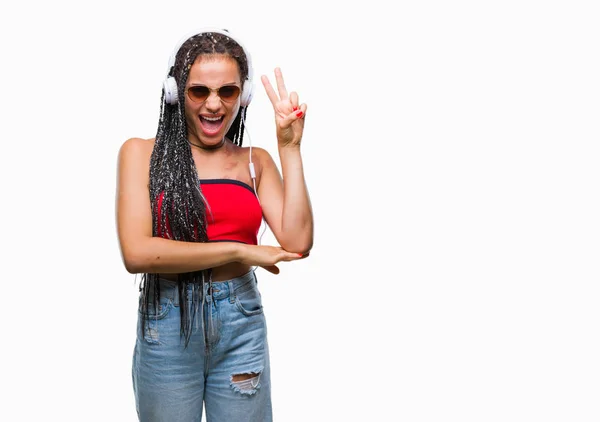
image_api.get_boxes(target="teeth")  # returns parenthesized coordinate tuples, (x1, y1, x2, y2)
(202, 116, 222, 121)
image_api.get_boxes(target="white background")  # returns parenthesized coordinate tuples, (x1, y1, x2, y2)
(1, 0, 599, 421)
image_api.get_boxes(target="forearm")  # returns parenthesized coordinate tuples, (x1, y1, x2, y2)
(122, 237, 243, 274)
(277, 146, 314, 252)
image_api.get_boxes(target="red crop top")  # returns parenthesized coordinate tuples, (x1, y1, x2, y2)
(156, 179, 262, 245)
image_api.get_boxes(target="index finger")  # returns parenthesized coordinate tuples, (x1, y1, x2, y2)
(261, 75, 279, 107)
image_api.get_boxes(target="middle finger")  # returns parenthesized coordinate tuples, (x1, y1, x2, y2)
(274, 67, 288, 99)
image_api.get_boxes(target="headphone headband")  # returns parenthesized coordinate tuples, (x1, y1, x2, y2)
(163, 27, 254, 106)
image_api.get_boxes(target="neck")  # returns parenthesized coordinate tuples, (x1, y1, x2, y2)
(189, 137, 226, 151)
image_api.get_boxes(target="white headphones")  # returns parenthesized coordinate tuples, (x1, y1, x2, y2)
(163, 27, 254, 107)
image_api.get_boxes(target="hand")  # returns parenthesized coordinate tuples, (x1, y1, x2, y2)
(261, 68, 307, 148)
(240, 244, 307, 274)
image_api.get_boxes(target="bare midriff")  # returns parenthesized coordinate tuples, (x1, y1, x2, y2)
(158, 261, 252, 283)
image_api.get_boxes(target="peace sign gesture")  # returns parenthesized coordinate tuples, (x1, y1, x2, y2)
(261, 68, 307, 148)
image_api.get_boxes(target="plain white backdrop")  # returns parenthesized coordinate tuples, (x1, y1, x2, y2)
(1, 0, 599, 421)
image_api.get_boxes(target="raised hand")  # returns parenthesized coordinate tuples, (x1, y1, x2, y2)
(261, 68, 307, 148)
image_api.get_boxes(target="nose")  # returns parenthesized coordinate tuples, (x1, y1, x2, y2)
(204, 91, 222, 112)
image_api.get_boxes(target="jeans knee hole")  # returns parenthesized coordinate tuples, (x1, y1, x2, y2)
(231, 372, 261, 395)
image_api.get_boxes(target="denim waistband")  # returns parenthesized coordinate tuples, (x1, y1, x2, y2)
(155, 270, 257, 307)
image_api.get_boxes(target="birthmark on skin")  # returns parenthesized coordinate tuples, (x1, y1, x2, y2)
(224, 160, 238, 171)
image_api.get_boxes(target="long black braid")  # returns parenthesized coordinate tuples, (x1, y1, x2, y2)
(139, 32, 250, 347)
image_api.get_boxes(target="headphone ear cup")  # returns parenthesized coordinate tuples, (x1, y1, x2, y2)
(240, 80, 254, 107)
(163, 77, 179, 105)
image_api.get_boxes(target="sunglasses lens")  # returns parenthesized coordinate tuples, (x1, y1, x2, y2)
(188, 86, 210, 102)
(187, 85, 241, 103)
(218, 86, 241, 101)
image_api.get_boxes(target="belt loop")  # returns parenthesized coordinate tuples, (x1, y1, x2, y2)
(228, 281, 235, 304)
(173, 284, 179, 307)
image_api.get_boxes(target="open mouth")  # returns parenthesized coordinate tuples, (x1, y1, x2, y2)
(199, 115, 224, 135)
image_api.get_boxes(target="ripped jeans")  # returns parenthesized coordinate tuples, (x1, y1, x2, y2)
(132, 270, 272, 422)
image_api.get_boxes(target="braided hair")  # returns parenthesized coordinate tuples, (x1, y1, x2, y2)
(139, 31, 250, 346)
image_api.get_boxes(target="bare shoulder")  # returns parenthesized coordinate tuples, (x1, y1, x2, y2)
(117, 138, 156, 187)
(243, 146, 276, 167)
(118, 137, 155, 162)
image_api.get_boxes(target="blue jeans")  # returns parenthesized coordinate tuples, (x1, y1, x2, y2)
(132, 270, 272, 421)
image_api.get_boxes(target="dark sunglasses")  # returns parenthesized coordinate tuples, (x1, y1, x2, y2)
(186, 85, 241, 103)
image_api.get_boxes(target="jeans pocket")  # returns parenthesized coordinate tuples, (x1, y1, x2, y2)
(234, 284, 264, 317)
(138, 296, 174, 345)
(139, 295, 173, 320)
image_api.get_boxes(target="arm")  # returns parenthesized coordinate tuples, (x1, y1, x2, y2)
(115, 138, 300, 274)
(259, 68, 314, 254)
(256, 147, 313, 254)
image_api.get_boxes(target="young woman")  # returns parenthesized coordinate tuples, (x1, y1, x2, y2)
(116, 28, 313, 421)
